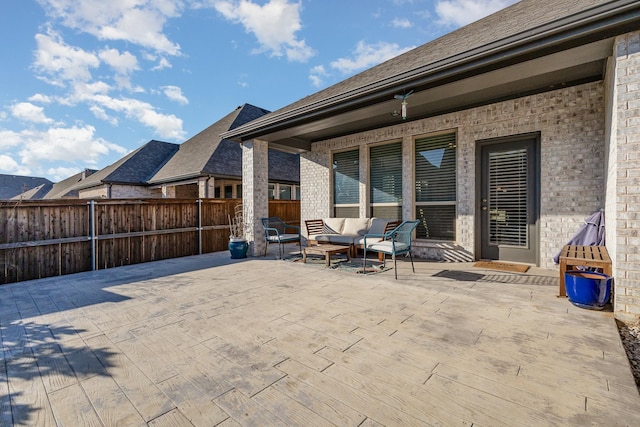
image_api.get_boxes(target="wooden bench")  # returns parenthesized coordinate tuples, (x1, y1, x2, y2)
(558, 245, 612, 297)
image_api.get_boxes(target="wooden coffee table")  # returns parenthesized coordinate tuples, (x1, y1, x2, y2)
(303, 244, 351, 267)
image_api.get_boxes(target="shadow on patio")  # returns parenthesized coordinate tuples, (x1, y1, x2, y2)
(1, 251, 638, 425)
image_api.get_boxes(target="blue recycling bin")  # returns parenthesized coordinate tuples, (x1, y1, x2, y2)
(565, 270, 611, 310)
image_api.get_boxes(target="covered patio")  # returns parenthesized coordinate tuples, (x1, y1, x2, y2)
(1, 252, 638, 426)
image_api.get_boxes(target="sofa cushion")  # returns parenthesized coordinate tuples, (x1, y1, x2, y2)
(366, 241, 409, 253)
(311, 234, 356, 245)
(342, 217, 370, 236)
(353, 235, 382, 246)
(323, 218, 344, 234)
(367, 218, 388, 235)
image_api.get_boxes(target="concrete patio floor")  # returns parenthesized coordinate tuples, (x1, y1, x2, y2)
(1, 250, 639, 426)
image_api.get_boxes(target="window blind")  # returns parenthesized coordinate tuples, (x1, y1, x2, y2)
(333, 150, 359, 205)
(370, 142, 403, 204)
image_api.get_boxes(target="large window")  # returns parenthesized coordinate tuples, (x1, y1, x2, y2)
(370, 142, 402, 220)
(415, 133, 456, 240)
(333, 150, 359, 217)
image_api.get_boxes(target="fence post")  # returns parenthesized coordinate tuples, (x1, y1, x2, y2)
(89, 200, 97, 271)
(197, 199, 202, 255)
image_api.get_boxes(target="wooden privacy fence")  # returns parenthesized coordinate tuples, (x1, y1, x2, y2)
(0, 199, 300, 284)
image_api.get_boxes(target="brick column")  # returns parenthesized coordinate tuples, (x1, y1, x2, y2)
(611, 31, 640, 322)
(242, 139, 269, 256)
(197, 177, 215, 198)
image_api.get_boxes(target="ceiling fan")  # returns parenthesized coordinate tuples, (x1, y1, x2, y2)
(393, 90, 414, 120)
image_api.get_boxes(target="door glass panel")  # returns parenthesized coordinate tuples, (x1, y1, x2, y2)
(488, 148, 528, 247)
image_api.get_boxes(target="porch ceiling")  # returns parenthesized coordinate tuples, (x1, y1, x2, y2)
(258, 38, 612, 153)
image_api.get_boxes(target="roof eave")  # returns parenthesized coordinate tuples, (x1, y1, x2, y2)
(221, 0, 640, 142)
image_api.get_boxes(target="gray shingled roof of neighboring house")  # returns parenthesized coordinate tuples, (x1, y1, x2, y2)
(72, 140, 179, 191)
(0, 174, 52, 200)
(9, 169, 99, 200)
(222, 0, 635, 141)
(43, 169, 98, 199)
(9, 183, 52, 200)
(149, 103, 299, 184)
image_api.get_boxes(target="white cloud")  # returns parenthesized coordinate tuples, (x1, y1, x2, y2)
(10, 102, 54, 124)
(85, 94, 186, 139)
(391, 18, 412, 29)
(330, 41, 415, 75)
(309, 65, 329, 87)
(435, 0, 518, 27)
(33, 29, 100, 85)
(2, 125, 127, 171)
(47, 166, 85, 181)
(89, 105, 119, 125)
(28, 94, 53, 104)
(213, 0, 315, 62)
(0, 154, 31, 175)
(37, 0, 183, 55)
(162, 85, 189, 104)
(0, 130, 23, 149)
(151, 57, 172, 71)
(98, 48, 139, 75)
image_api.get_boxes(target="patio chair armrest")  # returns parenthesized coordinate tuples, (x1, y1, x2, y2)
(283, 223, 300, 235)
(263, 226, 281, 237)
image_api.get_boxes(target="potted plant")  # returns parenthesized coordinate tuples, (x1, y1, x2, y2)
(228, 204, 248, 259)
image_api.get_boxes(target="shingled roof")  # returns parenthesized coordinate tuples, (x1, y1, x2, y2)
(43, 169, 98, 199)
(73, 140, 179, 191)
(149, 103, 299, 184)
(222, 0, 639, 144)
(0, 174, 52, 200)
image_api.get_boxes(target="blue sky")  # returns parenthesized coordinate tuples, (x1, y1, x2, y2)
(0, 0, 517, 182)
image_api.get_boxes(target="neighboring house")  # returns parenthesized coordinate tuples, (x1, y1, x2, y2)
(43, 169, 98, 199)
(10, 169, 97, 200)
(148, 103, 300, 200)
(0, 174, 52, 200)
(71, 140, 179, 199)
(222, 0, 640, 321)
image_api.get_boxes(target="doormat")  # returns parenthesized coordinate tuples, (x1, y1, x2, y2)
(473, 261, 530, 273)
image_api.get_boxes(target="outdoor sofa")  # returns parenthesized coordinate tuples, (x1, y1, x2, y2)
(305, 217, 400, 257)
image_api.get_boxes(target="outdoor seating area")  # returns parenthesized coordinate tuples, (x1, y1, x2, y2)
(1, 251, 638, 426)
(305, 217, 402, 258)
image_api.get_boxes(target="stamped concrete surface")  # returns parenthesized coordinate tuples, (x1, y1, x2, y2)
(1, 251, 639, 426)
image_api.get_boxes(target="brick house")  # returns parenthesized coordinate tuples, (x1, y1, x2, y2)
(70, 104, 299, 200)
(223, 0, 640, 321)
(72, 140, 179, 199)
(148, 104, 300, 200)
